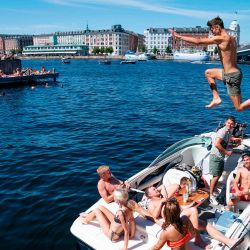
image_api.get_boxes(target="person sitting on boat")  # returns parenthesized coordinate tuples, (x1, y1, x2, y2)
(97, 165, 130, 204)
(40, 66, 47, 74)
(14, 68, 23, 76)
(79, 188, 136, 250)
(149, 198, 243, 250)
(149, 198, 196, 250)
(96, 165, 153, 219)
(145, 182, 243, 249)
(228, 151, 250, 208)
(0, 69, 6, 77)
(144, 184, 210, 249)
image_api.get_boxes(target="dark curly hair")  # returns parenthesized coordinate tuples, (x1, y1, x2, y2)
(207, 16, 224, 29)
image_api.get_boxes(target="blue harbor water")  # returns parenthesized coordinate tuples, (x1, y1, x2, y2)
(0, 59, 249, 249)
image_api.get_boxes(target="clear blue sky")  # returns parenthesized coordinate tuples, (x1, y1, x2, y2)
(1, 0, 250, 44)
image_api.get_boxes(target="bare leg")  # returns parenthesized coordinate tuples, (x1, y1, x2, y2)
(205, 68, 223, 108)
(79, 211, 96, 224)
(181, 207, 210, 249)
(199, 220, 243, 248)
(210, 176, 220, 196)
(230, 95, 250, 112)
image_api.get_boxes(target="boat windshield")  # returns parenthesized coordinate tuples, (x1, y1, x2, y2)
(149, 136, 212, 167)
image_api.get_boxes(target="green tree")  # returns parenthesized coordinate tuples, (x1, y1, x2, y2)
(92, 47, 100, 55)
(100, 47, 105, 54)
(153, 46, 158, 55)
(203, 47, 208, 52)
(165, 46, 172, 54)
(141, 46, 147, 53)
(105, 47, 113, 54)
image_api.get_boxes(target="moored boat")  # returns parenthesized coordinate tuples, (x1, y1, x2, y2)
(120, 60, 136, 64)
(173, 50, 209, 61)
(99, 60, 111, 65)
(70, 123, 250, 250)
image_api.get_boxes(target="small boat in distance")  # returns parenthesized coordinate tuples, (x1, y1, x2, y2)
(124, 51, 155, 61)
(120, 60, 136, 64)
(173, 49, 209, 61)
(99, 60, 111, 65)
(61, 57, 71, 64)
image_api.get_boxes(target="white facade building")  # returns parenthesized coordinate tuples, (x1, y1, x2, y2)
(54, 25, 143, 56)
(144, 28, 172, 54)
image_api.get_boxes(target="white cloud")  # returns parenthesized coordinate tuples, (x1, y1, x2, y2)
(43, 0, 249, 20)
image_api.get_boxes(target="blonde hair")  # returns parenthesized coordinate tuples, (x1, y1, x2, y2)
(114, 188, 129, 202)
(97, 165, 110, 174)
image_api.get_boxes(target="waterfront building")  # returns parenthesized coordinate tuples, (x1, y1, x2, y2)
(172, 26, 209, 51)
(22, 44, 88, 56)
(53, 25, 143, 56)
(33, 34, 56, 46)
(0, 36, 5, 54)
(0, 35, 33, 54)
(55, 31, 85, 45)
(207, 20, 240, 56)
(144, 28, 172, 54)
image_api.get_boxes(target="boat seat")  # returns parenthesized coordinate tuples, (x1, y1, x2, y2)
(226, 169, 249, 210)
(162, 168, 196, 188)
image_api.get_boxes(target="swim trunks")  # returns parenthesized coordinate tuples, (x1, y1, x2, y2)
(222, 69, 242, 96)
(209, 154, 224, 176)
(231, 186, 249, 201)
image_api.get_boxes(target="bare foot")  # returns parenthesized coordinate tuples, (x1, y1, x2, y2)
(79, 213, 89, 224)
(205, 99, 222, 108)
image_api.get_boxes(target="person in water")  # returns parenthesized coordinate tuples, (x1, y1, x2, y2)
(79, 189, 135, 250)
(149, 199, 244, 250)
(169, 16, 250, 112)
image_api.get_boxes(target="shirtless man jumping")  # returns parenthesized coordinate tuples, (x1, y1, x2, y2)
(169, 16, 250, 112)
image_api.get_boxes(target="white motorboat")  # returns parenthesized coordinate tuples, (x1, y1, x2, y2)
(173, 50, 209, 61)
(71, 124, 250, 250)
(124, 51, 155, 61)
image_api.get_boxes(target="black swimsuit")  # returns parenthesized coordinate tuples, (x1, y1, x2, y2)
(111, 210, 125, 242)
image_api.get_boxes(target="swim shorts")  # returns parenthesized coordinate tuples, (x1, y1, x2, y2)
(222, 69, 242, 96)
(231, 187, 249, 201)
(209, 154, 224, 176)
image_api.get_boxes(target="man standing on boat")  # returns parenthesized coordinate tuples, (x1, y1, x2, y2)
(208, 116, 241, 205)
(169, 16, 250, 111)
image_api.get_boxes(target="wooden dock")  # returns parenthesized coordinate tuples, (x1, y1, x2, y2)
(0, 72, 59, 87)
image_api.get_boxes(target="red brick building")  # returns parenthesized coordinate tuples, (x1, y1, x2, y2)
(172, 26, 209, 51)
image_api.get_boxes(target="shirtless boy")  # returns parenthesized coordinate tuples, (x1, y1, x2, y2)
(169, 16, 250, 112)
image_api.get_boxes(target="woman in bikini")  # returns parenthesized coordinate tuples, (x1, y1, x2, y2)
(79, 188, 135, 250)
(150, 198, 196, 250)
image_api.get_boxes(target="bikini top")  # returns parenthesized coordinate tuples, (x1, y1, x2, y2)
(114, 209, 126, 224)
(166, 231, 192, 248)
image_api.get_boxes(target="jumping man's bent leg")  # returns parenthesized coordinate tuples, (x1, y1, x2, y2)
(205, 68, 223, 108)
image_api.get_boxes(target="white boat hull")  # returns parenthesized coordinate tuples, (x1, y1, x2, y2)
(174, 52, 209, 61)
